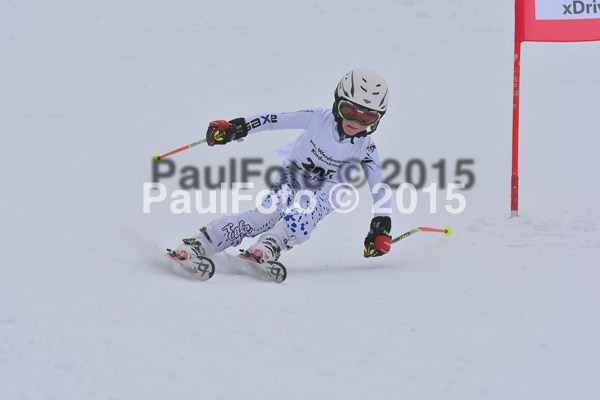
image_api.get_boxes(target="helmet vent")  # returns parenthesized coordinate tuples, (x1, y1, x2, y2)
(360, 86, 367, 92)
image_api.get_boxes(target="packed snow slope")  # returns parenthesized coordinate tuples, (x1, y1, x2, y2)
(1, 0, 599, 399)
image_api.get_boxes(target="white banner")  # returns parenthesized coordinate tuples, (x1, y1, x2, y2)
(536, 0, 600, 20)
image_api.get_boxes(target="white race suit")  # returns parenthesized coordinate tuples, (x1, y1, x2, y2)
(203, 108, 392, 251)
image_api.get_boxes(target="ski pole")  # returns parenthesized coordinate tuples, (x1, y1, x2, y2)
(391, 226, 452, 244)
(152, 138, 207, 163)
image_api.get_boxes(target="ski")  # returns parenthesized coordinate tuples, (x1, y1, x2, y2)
(164, 247, 286, 283)
(237, 250, 287, 283)
(166, 248, 215, 281)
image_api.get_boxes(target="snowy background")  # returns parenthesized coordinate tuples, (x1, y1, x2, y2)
(1, 0, 600, 398)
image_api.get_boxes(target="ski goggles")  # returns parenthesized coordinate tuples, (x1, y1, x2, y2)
(337, 100, 382, 126)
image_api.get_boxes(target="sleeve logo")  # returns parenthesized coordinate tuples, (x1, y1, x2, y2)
(246, 114, 278, 132)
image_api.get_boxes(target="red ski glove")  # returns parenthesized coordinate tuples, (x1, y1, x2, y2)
(206, 117, 248, 146)
(364, 216, 392, 257)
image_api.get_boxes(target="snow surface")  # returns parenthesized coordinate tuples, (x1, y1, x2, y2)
(1, 0, 600, 399)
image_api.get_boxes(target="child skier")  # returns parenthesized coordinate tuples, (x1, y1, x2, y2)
(168, 69, 393, 279)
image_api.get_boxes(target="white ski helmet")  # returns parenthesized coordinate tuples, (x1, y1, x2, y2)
(336, 69, 389, 112)
(332, 69, 389, 139)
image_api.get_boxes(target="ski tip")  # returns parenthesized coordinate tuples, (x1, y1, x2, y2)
(266, 261, 287, 284)
(444, 227, 452, 236)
